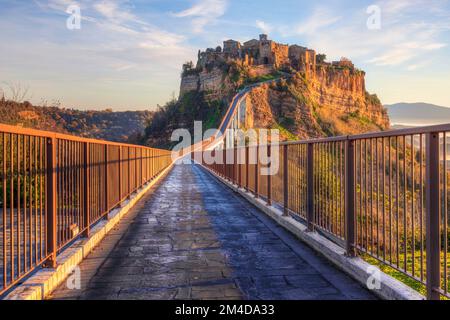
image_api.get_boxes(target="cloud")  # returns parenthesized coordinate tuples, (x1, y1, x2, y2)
(277, 2, 448, 69)
(295, 7, 341, 35)
(93, 1, 136, 22)
(406, 60, 431, 71)
(173, 0, 228, 33)
(256, 20, 272, 34)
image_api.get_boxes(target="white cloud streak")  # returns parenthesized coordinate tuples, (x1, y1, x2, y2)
(256, 20, 272, 34)
(295, 7, 341, 35)
(173, 0, 228, 33)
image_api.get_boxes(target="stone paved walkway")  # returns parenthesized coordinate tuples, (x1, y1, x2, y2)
(49, 163, 375, 300)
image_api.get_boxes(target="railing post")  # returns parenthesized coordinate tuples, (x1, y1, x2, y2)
(128, 147, 131, 197)
(267, 144, 272, 206)
(135, 148, 138, 191)
(83, 142, 90, 237)
(345, 139, 356, 256)
(140, 148, 143, 185)
(234, 147, 237, 185)
(255, 145, 259, 198)
(245, 145, 249, 192)
(283, 144, 289, 216)
(238, 147, 242, 189)
(426, 132, 441, 300)
(45, 137, 57, 268)
(222, 148, 225, 178)
(307, 143, 314, 231)
(104, 144, 109, 217)
(118, 146, 122, 202)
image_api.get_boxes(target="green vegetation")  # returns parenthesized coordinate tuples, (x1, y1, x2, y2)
(272, 122, 297, 141)
(181, 61, 201, 77)
(143, 91, 227, 148)
(362, 254, 427, 296)
(238, 71, 282, 90)
(365, 92, 382, 106)
(316, 54, 327, 64)
(0, 99, 152, 143)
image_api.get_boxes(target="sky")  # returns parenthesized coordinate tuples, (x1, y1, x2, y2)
(0, 0, 449, 111)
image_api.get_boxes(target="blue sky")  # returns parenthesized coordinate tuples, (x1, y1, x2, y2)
(0, 0, 449, 110)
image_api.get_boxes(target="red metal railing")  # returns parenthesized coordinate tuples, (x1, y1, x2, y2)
(0, 124, 172, 295)
(198, 123, 450, 300)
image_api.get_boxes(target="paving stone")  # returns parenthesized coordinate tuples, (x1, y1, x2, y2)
(50, 163, 376, 300)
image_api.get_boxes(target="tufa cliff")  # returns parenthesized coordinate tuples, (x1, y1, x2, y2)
(144, 34, 389, 146)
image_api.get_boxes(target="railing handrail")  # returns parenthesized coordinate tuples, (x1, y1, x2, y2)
(0, 123, 173, 296)
(228, 123, 450, 149)
(0, 123, 169, 151)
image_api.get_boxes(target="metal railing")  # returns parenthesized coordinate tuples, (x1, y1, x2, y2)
(197, 123, 450, 300)
(0, 124, 172, 295)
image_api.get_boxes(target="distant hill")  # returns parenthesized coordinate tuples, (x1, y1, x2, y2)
(0, 99, 153, 143)
(385, 102, 450, 126)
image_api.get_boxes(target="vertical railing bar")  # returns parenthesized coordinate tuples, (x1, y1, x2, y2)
(118, 146, 122, 202)
(443, 132, 447, 293)
(411, 135, 416, 277)
(39, 137, 44, 261)
(425, 131, 440, 300)
(267, 144, 272, 206)
(375, 138, 380, 257)
(346, 138, 356, 256)
(403, 135, 407, 272)
(255, 145, 259, 198)
(370, 139, 374, 254)
(389, 137, 393, 263)
(34, 136, 38, 265)
(419, 134, 424, 281)
(283, 144, 289, 216)
(16, 134, 21, 275)
(396, 136, 400, 267)
(83, 142, 90, 237)
(45, 137, 57, 268)
(105, 145, 109, 217)
(10, 134, 14, 280)
(23, 136, 28, 271)
(382, 137, 386, 261)
(307, 143, 314, 231)
(246, 145, 249, 192)
(3, 133, 6, 288)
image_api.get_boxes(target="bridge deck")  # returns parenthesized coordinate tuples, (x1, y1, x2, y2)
(49, 163, 375, 300)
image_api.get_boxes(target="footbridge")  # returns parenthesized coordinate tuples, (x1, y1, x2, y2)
(0, 81, 449, 300)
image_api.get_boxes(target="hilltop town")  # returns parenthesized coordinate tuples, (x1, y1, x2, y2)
(140, 34, 389, 146)
(180, 34, 363, 99)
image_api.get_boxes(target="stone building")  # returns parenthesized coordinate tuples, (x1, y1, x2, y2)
(288, 45, 316, 75)
(223, 39, 241, 58)
(197, 34, 295, 69)
(332, 58, 354, 69)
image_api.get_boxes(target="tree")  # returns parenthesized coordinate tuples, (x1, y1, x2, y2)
(1, 81, 31, 103)
(182, 61, 195, 76)
(316, 54, 327, 64)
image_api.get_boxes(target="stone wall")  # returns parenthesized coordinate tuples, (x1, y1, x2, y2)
(248, 65, 275, 78)
(180, 74, 199, 96)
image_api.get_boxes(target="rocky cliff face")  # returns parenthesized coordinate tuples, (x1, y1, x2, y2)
(243, 70, 389, 140)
